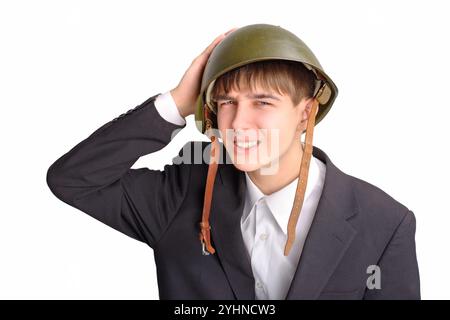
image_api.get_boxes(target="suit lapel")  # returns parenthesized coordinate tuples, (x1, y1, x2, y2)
(208, 143, 255, 300)
(284, 195, 357, 299)
(285, 147, 359, 299)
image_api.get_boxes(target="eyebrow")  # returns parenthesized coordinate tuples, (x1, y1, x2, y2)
(213, 93, 281, 102)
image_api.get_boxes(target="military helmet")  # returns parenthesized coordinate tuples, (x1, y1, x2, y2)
(195, 23, 338, 133)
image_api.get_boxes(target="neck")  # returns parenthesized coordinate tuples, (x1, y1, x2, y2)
(247, 139, 305, 195)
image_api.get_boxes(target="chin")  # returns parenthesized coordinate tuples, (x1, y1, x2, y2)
(231, 162, 262, 173)
(231, 157, 279, 174)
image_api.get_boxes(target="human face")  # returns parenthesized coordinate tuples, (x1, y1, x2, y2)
(216, 85, 311, 173)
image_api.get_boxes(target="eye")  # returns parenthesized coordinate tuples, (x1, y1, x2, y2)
(256, 101, 272, 106)
(219, 100, 235, 106)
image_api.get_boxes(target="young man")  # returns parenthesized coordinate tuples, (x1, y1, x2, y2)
(47, 24, 420, 299)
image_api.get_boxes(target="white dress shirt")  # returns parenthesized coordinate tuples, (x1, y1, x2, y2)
(241, 158, 326, 299)
(154, 91, 326, 300)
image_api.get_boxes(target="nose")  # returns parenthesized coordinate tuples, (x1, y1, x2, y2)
(231, 101, 254, 131)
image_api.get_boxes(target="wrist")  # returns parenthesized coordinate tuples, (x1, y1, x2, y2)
(170, 88, 190, 118)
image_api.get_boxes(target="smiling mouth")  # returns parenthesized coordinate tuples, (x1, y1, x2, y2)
(234, 140, 261, 149)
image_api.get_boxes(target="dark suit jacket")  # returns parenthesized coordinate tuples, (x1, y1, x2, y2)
(46, 93, 420, 300)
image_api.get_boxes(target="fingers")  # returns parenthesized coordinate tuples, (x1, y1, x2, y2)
(203, 27, 238, 55)
(202, 34, 225, 56)
(224, 27, 238, 35)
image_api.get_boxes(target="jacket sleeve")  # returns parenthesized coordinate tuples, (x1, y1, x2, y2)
(364, 210, 421, 299)
(46, 93, 191, 248)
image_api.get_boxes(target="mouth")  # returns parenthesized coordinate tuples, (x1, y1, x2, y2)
(234, 139, 261, 150)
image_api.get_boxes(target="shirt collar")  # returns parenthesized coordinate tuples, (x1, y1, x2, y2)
(242, 155, 323, 234)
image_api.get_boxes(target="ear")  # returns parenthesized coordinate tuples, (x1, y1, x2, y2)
(303, 98, 319, 120)
(297, 98, 317, 131)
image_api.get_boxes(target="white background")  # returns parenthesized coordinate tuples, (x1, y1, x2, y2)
(1, 0, 449, 299)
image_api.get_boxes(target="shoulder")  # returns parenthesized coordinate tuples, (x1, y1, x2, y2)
(350, 174, 411, 215)
(344, 171, 414, 242)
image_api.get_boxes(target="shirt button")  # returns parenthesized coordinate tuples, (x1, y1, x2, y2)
(256, 281, 263, 289)
(259, 233, 268, 241)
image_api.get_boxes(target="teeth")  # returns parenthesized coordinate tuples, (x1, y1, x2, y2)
(235, 141, 258, 149)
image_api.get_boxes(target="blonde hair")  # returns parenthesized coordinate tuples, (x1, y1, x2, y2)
(210, 60, 316, 112)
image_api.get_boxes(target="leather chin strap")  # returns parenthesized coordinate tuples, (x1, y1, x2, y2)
(284, 99, 319, 256)
(199, 99, 319, 256)
(199, 114, 219, 255)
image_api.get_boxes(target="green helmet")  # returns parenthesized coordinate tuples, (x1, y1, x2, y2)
(194, 23, 338, 134)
